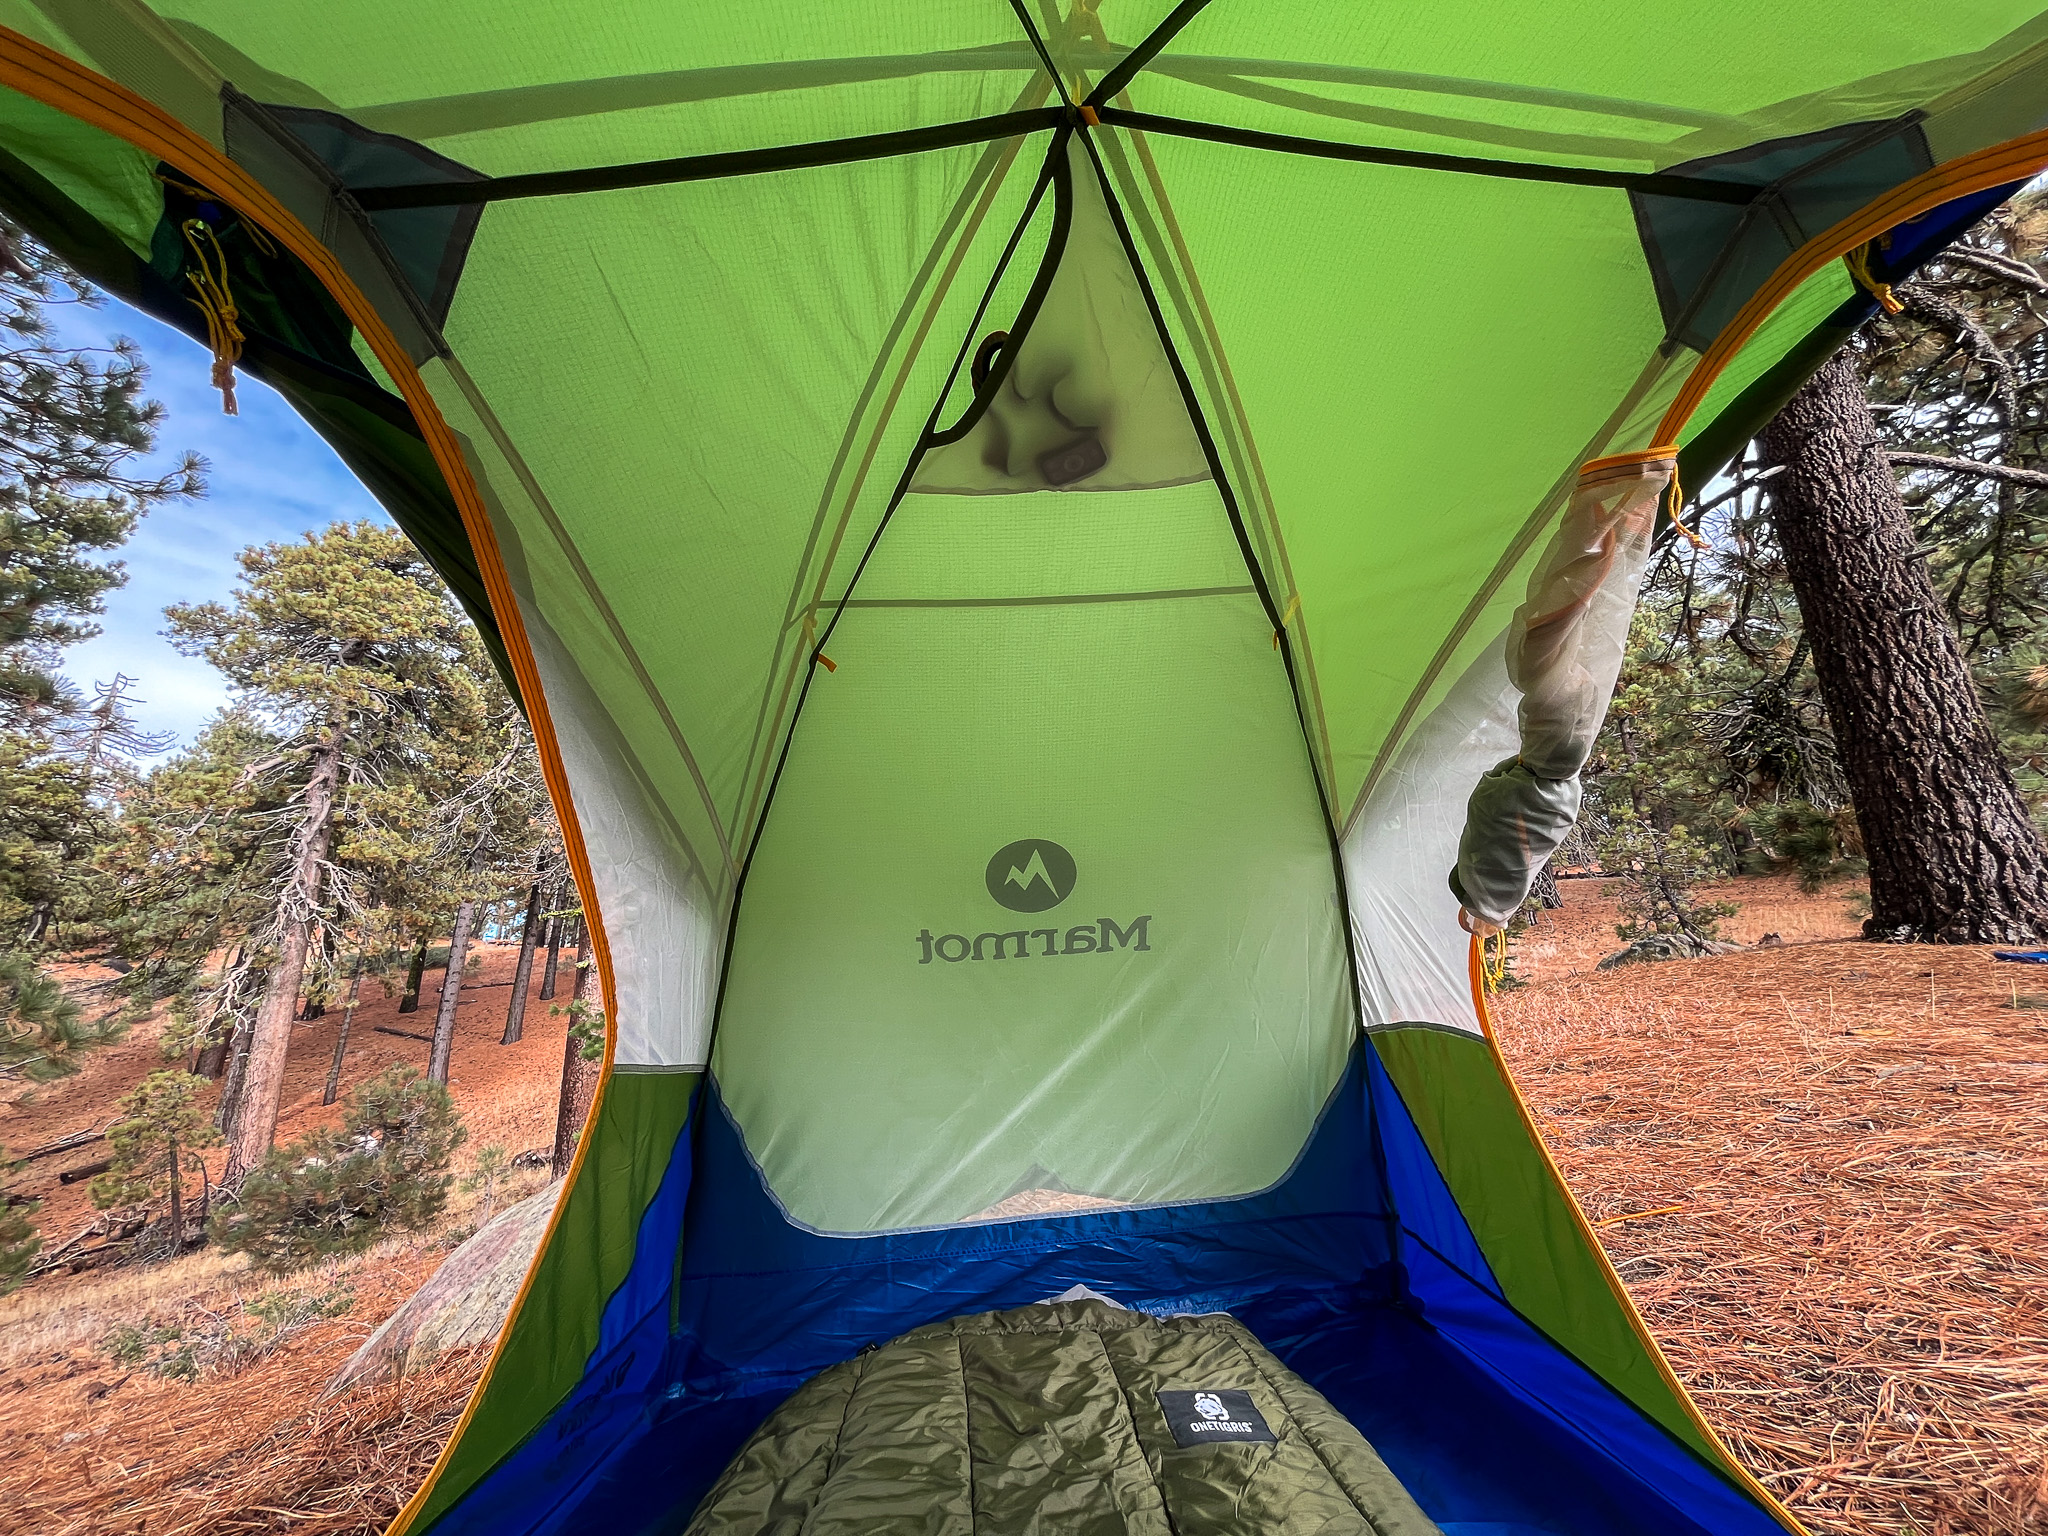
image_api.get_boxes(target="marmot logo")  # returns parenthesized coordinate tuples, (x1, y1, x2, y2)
(986, 839, 1077, 913)
(1194, 1392, 1228, 1420)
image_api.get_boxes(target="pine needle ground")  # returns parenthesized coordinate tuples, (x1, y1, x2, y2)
(1499, 882, 2048, 1536)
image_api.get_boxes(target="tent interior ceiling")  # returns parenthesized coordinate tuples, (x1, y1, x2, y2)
(2, 3, 2045, 1534)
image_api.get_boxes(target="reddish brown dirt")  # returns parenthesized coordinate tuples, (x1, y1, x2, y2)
(0, 941, 566, 1536)
(1495, 894, 2048, 1536)
(3, 941, 569, 1274)
(1515, 869, 1866, 981)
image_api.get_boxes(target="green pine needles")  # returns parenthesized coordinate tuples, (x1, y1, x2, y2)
(1598, 810, 1739, 948)
(91, 1069, 221, 1256)
(211, 1065, 465, 1273)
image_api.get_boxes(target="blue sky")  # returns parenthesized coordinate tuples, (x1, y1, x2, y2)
(43, 290, 392, 746)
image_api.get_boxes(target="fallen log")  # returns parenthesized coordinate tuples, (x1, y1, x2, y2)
(12, 1124, 109, 1163)
(373, 1025, 433, 1043)
(58, 1158, 113, 1185)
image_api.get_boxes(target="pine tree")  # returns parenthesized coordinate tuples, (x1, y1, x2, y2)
(0, 215, 200, 724)
(212, 1065, 464, 1273)
(90, 1070, 221, 1257)
(165, 522, 500, 1175)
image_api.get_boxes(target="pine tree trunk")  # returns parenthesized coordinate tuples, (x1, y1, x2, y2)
(193, 945, 244, 1079)
(428, 895, 478, 1085)
(397, 938, 427, 1014)
(501, 882, 543, 1045)
(214, 992, 256, 1136)
(228, 724, 346, 1176)
(166, 1129, 181, 1254)
(538, 890, 564, 1000)
(1761, 349, 2048, 942)
(323, 956, 364, 1107)
(551, 919, 598, 1177)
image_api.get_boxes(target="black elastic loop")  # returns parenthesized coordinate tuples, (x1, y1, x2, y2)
(926, 138, 1075, 449)
(970, 330, 1010, 391)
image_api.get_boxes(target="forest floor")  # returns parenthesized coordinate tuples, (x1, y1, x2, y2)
(0, 876, 2042, 1535)
(0, 941, 566, 1535)
(1495, 873, 2048, 1536)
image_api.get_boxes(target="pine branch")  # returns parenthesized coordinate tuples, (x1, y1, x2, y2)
(1887, 451, 2048, 490)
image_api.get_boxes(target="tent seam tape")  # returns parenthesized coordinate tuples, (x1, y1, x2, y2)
(0, 28, 625, 1535)
(1465, 936, 1814, 1536)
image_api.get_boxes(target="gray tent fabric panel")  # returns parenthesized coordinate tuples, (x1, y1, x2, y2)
(685, 1299, 1441, 1536)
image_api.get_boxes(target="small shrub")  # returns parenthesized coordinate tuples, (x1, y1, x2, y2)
(97, 1283, 352, 1380)
(101, 1319, 200, 1380)
(0, 1192, 40, 1295)
(1742, 801, 1867, 891)
(91, 1070, 220, 1258)
(1597, 810, 1738, 946)
(461, 1145, 509, 1225)
(211, 1065, 464, 1273)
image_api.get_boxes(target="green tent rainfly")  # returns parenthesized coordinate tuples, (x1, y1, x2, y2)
(2, 4, 2044, 1532)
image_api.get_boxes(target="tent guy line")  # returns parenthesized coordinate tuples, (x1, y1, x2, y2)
(348, 107, 1763, 211)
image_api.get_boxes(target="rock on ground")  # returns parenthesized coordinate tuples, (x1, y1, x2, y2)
(328, 1181, 558, 1394)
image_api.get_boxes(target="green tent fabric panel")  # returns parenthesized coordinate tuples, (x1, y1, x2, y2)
(0, 79, 159, 252)
(153, 0, 1038, 159)
(406, 1071, 697, 1535)
(420, 358, 745, 911)
(436, 139, 1054, 865)
(713, 479, 1354, 1234)
(1096, 127, 1670, 815)
(1369, 1026, 1727, 1474)
(1132, 4, 2048, 167)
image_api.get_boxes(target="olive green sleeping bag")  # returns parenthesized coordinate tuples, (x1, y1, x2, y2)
(684, 1297, 1441, 1535)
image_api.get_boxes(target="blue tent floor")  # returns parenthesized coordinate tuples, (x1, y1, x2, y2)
(549, 1297, 1737, 1536)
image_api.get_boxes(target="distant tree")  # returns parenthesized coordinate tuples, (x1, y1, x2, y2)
(0, 215, 201, 724)
(0, 216, 197, 1081)
(1763, 350, 2048, 940)
(91, 1069, 220, 1257)
(550, 914, 602, 1177)
(101, 708, 289, 1054)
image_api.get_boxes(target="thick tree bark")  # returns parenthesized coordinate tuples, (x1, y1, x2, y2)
(213, 977, 259, 1135)
(501, 882, 543, 1045)
(193, 945, 244, 1079)
(551, 919, 599, 1178)
(228, 725, 345, 1176)
(538, 890, 565, 1000)
(397, 938, 428, 1014)
(1761, 349, 2048, 942)
(428, 892, 479, 1085)
(323, 956, 364, 1107)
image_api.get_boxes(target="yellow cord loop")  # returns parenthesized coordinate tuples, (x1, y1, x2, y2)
(1665, 464, 1707, 550)
(1844, 240, 1905, 316)
(180, 218, 244, 416)
(1481, 929, 1509, 994)
(1271, 592, 1302, 649)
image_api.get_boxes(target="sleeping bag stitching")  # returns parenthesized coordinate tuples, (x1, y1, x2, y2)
(1083, 1323, 1185, 1536)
